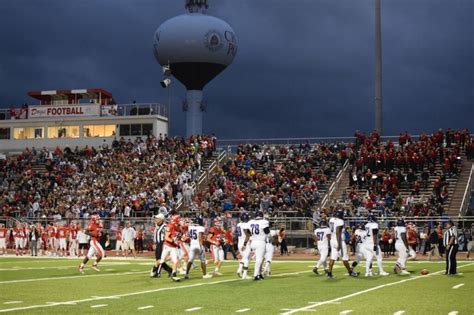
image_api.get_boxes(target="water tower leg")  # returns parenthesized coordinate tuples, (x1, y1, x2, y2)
(185, 90, 203, 137)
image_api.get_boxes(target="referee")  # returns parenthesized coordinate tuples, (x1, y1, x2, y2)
(444, 220, 458, 275)
(150, 214, 172, 278)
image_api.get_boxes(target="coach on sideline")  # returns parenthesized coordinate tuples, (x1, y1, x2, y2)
(150, 214, 173, 278)
(444, 220, 458, 275)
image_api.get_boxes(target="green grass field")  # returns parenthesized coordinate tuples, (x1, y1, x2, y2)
(0, 256, 472, 314)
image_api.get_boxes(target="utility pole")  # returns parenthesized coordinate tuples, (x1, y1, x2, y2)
(375, 0, 383, 134)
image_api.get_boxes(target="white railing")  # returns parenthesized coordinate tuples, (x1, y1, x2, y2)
(460, 163, 474, 216)
(175, 150, 228, 210)
(320, 159, 350, 210)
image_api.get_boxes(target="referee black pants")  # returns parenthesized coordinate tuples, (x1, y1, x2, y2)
(446, 244, 458, 275)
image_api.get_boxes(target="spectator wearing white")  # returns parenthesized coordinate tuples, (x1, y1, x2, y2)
(77, 228, 90, 257)
(122, 222, 137, 258)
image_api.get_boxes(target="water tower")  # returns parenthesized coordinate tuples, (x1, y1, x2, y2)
(153, 0, 237, 137)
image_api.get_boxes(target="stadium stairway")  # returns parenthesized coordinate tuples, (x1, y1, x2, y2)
(446, 159, 474, 216)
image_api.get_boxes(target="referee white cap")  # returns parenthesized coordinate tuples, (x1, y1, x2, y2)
(154, 213, 165, 220)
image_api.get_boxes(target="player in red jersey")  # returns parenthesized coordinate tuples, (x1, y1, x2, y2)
(13, 223, 24, 256)
(158, 214, 182, 282)
(47, 223, 58, 256)
(115, 226, 124, 256)
(0, 223, 7, 255)
(68, 223, 79, 257)
(22, 223, 29, 255)
(178, 218, 191, 274)
(58, 223, 68, 256)
(207, 218, 225, 276)
(79, 214, 105, 273)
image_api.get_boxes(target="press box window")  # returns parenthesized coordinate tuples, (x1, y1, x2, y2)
(142, 124, 153, 136)
(13, 127, 44, 140)
(0, 128, 11, 140)
(83, 125, 116, 137)
(119, 124, 130, 136)
(47, 126, 79, 138)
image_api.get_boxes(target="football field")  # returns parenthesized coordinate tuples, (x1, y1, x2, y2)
(0, 257, 473, 314)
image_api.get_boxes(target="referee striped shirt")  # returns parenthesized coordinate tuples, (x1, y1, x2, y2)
(154, 224, 166, 244)
(444, 227, 458, 247)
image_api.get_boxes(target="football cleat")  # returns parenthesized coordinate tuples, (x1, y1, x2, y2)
(258, 274, 265, 280)
(365, 273, 373, 277)
(91, 265, 100, 272)
(400, 270, 410, 275)
(379, 271, 390, 276)
(202, 274, 213, 279)
(326, 273, 334, 279)
(312, 267, 319, 275)
(171, 276, 181, 282)
(241, 275, 252, 280)
(349, 271, 359, 277)
(213, 271, 223, 276)
(78, 266, 85, 274)
(393, 265, 400, 274)
(253, 276, 262, 281)
(184, 275, 190, 280)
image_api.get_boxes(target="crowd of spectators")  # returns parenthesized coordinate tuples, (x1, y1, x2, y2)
(0, 135, 216, 219)
(187, 142, 349, 218)
(341, 128, 472, 217)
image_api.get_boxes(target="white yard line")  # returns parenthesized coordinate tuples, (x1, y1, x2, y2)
(138, 305, 154, 310)
(0, 270, 311, 313)
(2, 302, 22, 305)
(185, 307, 202, 312)
(452, 283, 464, 289)
(235, 308, 251, 313)
(90, 304, 108, 308)
(280, 263, 474, 315)
(0, 270, 148, 285)
(393, 311, 405, 315)
(448, 311, 458, 315)
(339, 310, 353, 314)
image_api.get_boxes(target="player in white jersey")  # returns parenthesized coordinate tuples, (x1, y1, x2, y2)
(327, 210, 358, 278)
(243, 212, 270, 280)
(262, 229, 277, 276)
(363, 214, 389, 277)
(185, 222, 213, 279)
(350, 223, 371, 273)
(236, 213, 252, 279)
(312, 220, 331, 275)
(393, 219, 410, 275)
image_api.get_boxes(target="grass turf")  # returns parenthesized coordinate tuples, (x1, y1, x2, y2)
(0, 257, 472, 314)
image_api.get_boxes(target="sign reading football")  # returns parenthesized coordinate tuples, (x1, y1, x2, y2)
(28, 104, 101, 118)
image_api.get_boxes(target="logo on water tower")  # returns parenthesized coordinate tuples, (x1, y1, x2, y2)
(204, 30, 223, 52)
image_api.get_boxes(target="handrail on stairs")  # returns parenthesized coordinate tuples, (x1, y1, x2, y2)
(320, 159, 350, 210)
(459, 163, 474, 216)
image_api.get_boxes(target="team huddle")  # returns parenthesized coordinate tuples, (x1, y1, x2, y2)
(313, 210, 413, 278)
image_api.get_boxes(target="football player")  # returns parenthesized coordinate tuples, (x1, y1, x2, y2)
(262, 228, 277, 276)
(312, 220, 331, 275)
(207, 218, 225, 276)
(236, 213, 252, 279)
(0, 223, 7, 255)
(158, 214, 181, 282)
(394, 219, 410, 275)
(244, 212, 270, 280)
(327, 209, 358, 278)
(363, 214, 389, 277)
(351, 223, 371, 274)
(185, 220, 213, 279)
(79, 214, 104, 273)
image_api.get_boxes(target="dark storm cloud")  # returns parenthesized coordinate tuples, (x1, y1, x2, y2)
(0, 0, 472, 138)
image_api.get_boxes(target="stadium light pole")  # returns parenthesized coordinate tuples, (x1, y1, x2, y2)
(375, 0, 383, 135)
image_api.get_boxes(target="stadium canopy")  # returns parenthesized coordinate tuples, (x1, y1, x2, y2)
(27, 88, 113, 105)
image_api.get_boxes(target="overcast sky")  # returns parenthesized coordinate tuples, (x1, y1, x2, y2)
(0, 0, 472, 139)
